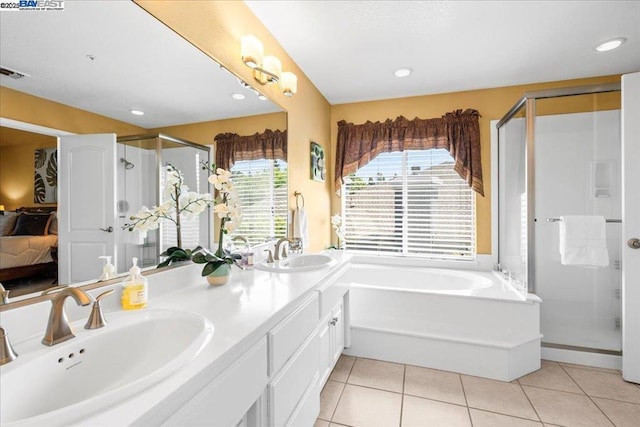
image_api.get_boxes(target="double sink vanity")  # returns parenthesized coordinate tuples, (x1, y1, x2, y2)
(0, 251, 351, 427)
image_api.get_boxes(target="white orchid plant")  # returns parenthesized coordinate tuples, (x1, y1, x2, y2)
(191, 161, 242, 276)
(330, 214, 346, 249)
(124, 163, 241, 272)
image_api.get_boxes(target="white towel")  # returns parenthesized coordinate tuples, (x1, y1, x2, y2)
(559, 215, 609, 267)
(293, 208, 310, 249)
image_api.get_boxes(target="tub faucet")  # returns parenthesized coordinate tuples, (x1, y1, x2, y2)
(274, 238, 293, 261)
(42, 287, 93, 346)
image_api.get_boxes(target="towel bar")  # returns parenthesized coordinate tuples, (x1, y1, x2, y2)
(546, 217, 621, 223)
(294, 191, 305, 209)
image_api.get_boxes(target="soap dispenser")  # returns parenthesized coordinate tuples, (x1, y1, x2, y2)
(120, 257, 148, 310)
(98, 256, 115, 281)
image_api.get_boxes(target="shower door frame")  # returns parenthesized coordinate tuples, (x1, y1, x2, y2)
(495, 82, 621, 294)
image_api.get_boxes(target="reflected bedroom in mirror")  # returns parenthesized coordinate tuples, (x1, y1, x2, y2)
(0, 0, 287, 300)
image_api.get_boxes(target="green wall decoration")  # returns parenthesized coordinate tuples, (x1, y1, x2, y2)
(310, 142, 325, 182)
(34, 147, 57, 203)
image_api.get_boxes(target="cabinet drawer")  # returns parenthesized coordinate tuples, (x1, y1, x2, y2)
(163, 337, 268, 427)
(268, 293, 319, 375)
(269, 331, 320, 427)
(319, 279, 348, 319)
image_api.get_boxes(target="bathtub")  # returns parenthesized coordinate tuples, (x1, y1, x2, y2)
(339, 260, 542, 381)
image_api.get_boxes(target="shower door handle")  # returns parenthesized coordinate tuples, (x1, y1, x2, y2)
(100, 226, 114, 233)
(628, 238, 640, 249)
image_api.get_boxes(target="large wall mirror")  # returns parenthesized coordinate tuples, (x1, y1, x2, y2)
(0, 1, 287, 301)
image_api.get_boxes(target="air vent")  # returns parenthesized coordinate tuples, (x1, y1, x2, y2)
(0, 67, 29, 79)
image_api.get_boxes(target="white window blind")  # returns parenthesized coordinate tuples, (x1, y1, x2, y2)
(342, 149, 475, 259)
(230, 159, 288, 246)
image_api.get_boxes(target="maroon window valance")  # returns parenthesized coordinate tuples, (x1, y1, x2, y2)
(214, 129, 287, 171)
(335, 109, 484, 196)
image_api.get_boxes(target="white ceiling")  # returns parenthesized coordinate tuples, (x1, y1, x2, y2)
(245, 0, 640, 105)
(0, 1, 281, 129)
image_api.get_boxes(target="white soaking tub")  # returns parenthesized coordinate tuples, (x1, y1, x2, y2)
(340, 261, 542, 381)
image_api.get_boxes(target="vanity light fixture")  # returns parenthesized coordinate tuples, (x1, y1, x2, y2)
(394, 67, 413, 78)
(595, 37, 627, 52)
(241, 35, 297, 97)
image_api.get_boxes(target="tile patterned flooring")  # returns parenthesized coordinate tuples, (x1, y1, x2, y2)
(315, 357, 640, 427)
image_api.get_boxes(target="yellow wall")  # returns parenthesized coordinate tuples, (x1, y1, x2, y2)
(0, 88, 146, 212)
(136, 0, 333, 252)
(0, 127, 57, 210)
(152, 112, 287, 147)
(0, 87, 145, 135)
(330, 75, 621, 254)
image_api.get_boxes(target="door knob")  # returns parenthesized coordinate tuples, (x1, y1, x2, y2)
(99, 226, 113, 233)
(628, 238, 640, 249)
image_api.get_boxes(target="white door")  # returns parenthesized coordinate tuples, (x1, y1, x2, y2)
(622, 72, 640, 383)
(58, 134, 117, 284)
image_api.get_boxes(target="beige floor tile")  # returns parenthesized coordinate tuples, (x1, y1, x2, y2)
(329, 424, 351, 427)
(461, 375, 538, 421)
(401, 395, 470, 427)
(329, 355, 356, 383)
(347, 358, 405, 393)
(523, 385, 613, 427)
(469, 409, 543, 427)
(518, 361, 584, 394)
(563, 366, 640, 404)
(593, 397, 640, 427)
(558, 361, 621, 375)
(319, 381, 345, 421)
(314, 420, 330, 427)
(404, 365, 466, 405)
(332, 384, 402, 427)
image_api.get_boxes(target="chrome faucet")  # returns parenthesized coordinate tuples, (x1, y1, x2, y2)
(42, 287, 93, 346)
(274, 238, 293, 261)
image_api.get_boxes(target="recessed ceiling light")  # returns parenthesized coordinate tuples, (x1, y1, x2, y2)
(232, 93, 246, 100)
(257, 94, 268, 101)
(394, 67, 413, 78)
(130, 109, 144, 116)
(595, 37, 627, 52)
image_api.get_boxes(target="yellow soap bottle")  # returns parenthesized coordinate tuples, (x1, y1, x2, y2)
(121, 257, 148, 310)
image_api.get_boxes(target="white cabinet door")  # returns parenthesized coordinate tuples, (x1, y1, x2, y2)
(331, 302, 345, 365)
(58, 133, 117, 284)
(163, 337, 268, 427)
(318, 312, 333, 386)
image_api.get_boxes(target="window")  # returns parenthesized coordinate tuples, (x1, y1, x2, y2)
(342, 149, 475, 259)
(230, 158, 288, 246)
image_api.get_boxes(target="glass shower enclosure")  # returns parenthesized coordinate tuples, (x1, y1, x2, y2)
(496, 83, 622, 356)
(116, 133, 212, 273)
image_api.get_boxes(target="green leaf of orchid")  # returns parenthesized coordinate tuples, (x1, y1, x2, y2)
(202, 262, 222, 276)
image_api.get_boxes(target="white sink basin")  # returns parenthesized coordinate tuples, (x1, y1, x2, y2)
(0, 309, 213, 426)
(256, 254, 336, 272)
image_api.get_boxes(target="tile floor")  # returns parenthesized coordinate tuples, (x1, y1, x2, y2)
(316, 356, 640, 427)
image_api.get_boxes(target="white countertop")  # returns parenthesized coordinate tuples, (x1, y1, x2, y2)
(0, 250, 352, 427)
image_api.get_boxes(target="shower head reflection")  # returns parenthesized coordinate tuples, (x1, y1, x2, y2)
(120, 158, 134, 170)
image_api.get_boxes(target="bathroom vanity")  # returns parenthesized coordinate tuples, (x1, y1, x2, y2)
(0, 251, 352, 427)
